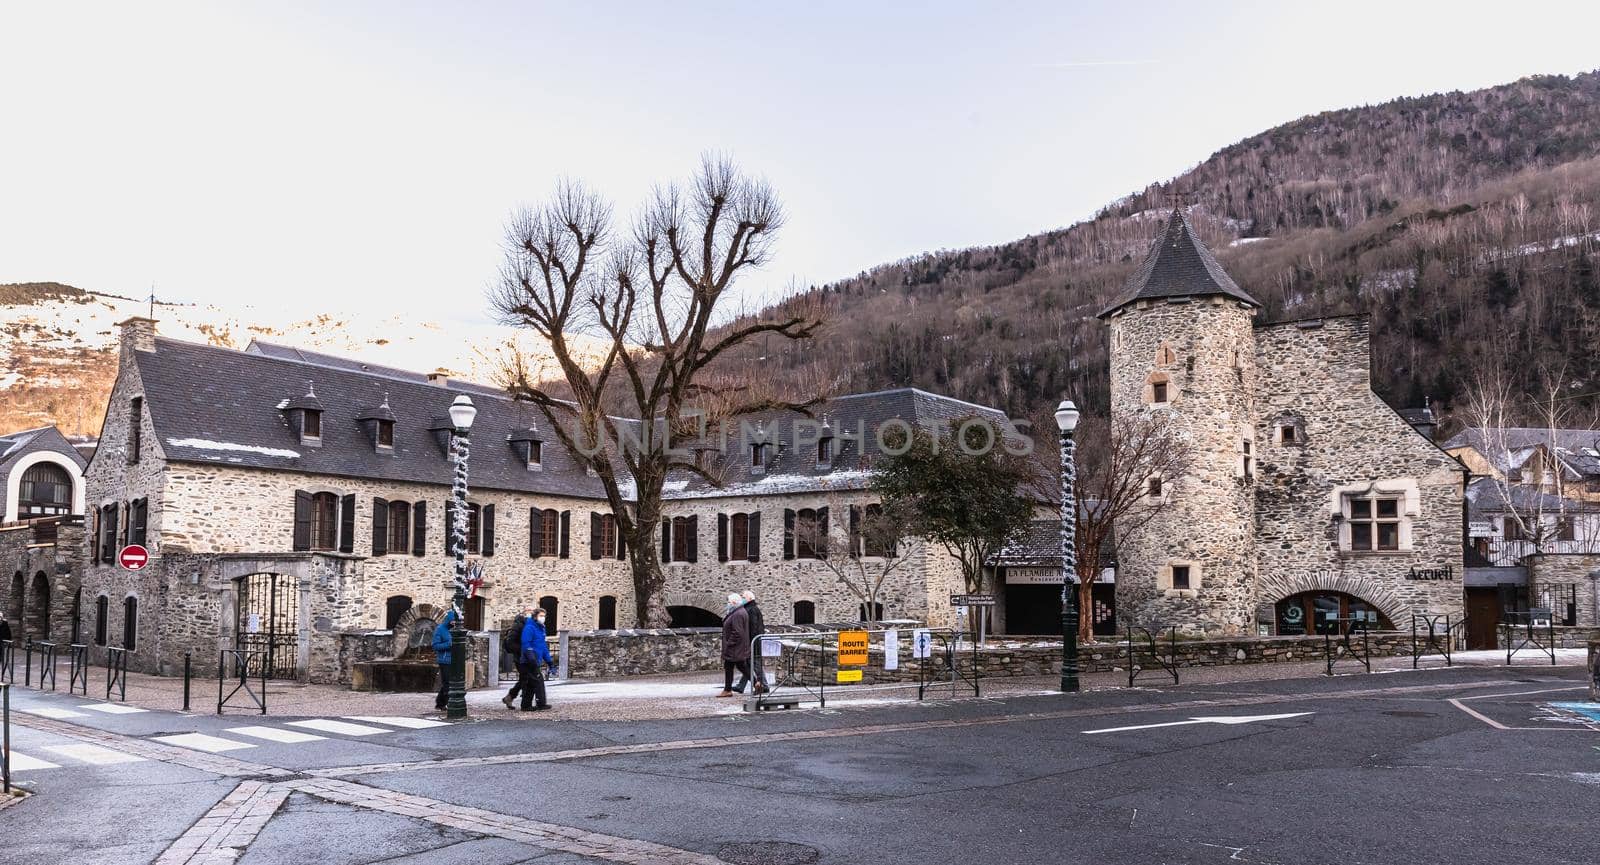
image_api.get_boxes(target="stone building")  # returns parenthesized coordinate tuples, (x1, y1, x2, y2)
(0, 425, 90, 646)
(79, 318, 994, 681)
(1100, 211, 1467, 636)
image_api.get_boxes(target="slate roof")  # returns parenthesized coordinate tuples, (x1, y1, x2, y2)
(1442, 427, 1600, 478)
(133, 337, 1023, 502)
(987, 515, 1117, 570)
(1098, 209, 1261, 318)
(0, 425, 88, 519)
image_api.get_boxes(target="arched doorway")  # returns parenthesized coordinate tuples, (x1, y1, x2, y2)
(538, 596, 559, 633)
(385, 595, 414, 631)
(668, 605, 722, 628)
(1274, 591, 1394, 636)
(27, 572, 49, 638)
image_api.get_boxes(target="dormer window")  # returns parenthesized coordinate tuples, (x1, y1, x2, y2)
(303, 409, 322, 439)
(358, 399, 397, 453)
(509, 427, 544, 471)
(377, 419, 394, 448)
(750, 442, 769, 473)
(817, 435, 833, 465)
(286, 383, 325, 445)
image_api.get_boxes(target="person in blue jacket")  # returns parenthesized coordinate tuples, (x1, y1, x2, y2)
(518, 606, 553, 711)
(431, 610, 456, 711)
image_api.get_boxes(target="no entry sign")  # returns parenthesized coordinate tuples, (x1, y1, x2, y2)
(119, 544, 150, 570)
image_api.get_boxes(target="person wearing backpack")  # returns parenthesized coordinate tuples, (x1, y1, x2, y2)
(500, 608, 529, 709)
(518, 605, 553, 711)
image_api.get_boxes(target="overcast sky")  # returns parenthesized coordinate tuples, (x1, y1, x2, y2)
(4, 1, 1600, 324)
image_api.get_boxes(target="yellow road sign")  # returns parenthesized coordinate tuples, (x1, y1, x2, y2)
(838, 630, 869, 666)
(836, 669, 863, 683)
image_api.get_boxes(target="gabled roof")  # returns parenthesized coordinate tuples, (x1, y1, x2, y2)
(1098, 209, 1261, 318)
(0, 425, 87, 471)
(1442, 428, 1600, 478)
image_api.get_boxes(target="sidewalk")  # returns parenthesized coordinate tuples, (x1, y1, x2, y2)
(8, 647, 1586, 723)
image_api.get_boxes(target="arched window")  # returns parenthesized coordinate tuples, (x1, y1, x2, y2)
(667, 605, 722, 628)
(793, 600, 816, 625)
(123, 596, 139, 651)
(18, 462, 73, 516)
(538, 596, 559, 632)
(94, 596, 108, 646)
(385, 595, 414, 631)
(598, 595, 617, 630)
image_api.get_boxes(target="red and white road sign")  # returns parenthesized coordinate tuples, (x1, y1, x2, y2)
(118, 544, 150, 570)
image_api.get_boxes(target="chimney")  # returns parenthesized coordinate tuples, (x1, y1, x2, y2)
(427, 368, 451, 387)
(117, 317, 158, 358)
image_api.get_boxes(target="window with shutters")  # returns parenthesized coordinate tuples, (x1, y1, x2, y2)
(672, 516, 694, 561)
(310, 492, 339, 550)
(387, 500, 411, 554)
(94, 595, 108, 646)
(129, 498, 149, 546)
(129, 396, 142, 463)
(598, 514, 618, 558)
(861, 504, 893, 557)
(466, 503, 481, 555)
(123, 595, 139, 651)
(18, 462, 72, 516)
(532, 508, 561, 557)
(794, 508, 825, 559)
(730, 513, 750, 561)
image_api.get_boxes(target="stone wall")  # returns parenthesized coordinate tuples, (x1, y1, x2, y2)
(1253, 316, 1466, 625)
(560, 627, 727, 678)
(0, 519, 87, 647)
(1107, 298, 1260, 635)
(1526, 553, 1600, 626)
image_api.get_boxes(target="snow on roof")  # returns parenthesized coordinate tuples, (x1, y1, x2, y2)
(166, 438, 301, 460)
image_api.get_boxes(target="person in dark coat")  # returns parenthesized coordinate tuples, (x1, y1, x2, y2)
(501, 607, 530, 709)
(718, 593, 751, 697)
(0, 614, 11, 644)
(518, 606, 553, 711)
(741, 590, 767, 694)
(431, 610, 457, 711)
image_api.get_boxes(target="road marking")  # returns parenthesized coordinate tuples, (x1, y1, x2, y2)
(1084, 712, 1313, 735)
(152, 733, 258, 753)
(43, 743, 146, 765)
(20, 706, 87, 719)
(287, 719, 389, 736)
(227, 725, 327, 744)
(8, 751, 62, 771)
(346, 716, 451, 729)
(80, 703, 149, 714)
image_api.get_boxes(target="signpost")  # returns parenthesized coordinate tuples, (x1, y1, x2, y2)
(118, 544, 149, 571)
(912, 629, 932, 659)
(951, 594, 996, 647)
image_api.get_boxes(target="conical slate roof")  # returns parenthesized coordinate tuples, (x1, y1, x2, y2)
(1098, 209, 1260, 318)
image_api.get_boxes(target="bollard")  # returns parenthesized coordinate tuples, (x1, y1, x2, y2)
(183, 653, 192, 712)
(24, 640, 31, 689)
(2, 682, 9, 795)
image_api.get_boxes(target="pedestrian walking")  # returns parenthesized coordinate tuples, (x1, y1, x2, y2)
(0, 612, 12, 644)
(500, 607, 529, 709)
(741, 589, 767, 694)
(431, 610, 457, 711)
(518, 606, 553, 711)
(718, 592, 751, 697)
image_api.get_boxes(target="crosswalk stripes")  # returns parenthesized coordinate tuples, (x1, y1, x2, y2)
(286, 719, 390, 737)
(8, 752, 62, 771)
(227, 725, 327, 744)
(42, 743, 146, 765)
(151, 733, 257, 753)
(19, 706, 88, 719)
(79, 703, 148, 715)
(345, 715, 450, 729)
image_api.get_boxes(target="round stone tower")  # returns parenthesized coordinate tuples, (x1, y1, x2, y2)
(1099, 210, 1260, 636)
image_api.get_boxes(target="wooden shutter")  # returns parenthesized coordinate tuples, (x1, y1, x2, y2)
(817, 507, 830, 558)
(339, 494, 356, 553)
(783, 509, 795, 560)
(660, 518, 671, 563)
(559, 510, 571, 558)
(849, 505, 862, 559)
(748, 511, 761, 562)
(106, 504, 120, 561)
(717, 513, 729, 562)
(293, 490, 312, 551)
(410, 501, 426, 556)
(529, 507, 542, 558)
(130, 499, 148, 546)
(616, 520, 627, 560)
(686, 515, 698, 563)
(481, 504, 496, 557)
(372, 497, 389, 557)
(90, 508, 101, 563)
(119, 501, 129, 548)
(590, 512, 602, 560)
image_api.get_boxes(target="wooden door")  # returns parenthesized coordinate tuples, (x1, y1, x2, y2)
(1465, 588, 1499, 650)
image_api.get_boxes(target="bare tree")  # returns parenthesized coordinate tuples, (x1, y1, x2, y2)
(490, 157, 824, 627)
(792, 495, 915, 623)
(1068, 411, 1193, 644)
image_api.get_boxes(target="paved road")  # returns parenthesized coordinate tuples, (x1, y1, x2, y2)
(3, 665, 1597, 864)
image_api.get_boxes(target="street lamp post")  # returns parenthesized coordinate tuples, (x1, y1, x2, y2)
(446, 394, 477, 720)
(1054, 398, 1081, 693)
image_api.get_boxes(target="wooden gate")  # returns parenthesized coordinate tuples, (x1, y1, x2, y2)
(235, 573, 301, 679)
